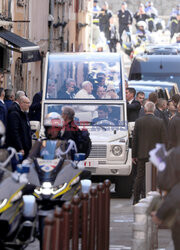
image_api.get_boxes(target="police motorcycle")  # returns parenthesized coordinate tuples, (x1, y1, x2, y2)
(0, 121, 37, 250)
(22, 112, 91, 249)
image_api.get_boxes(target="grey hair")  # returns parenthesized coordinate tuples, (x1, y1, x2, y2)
(15, 90, 25, 101)
(5, 89, 14, 100)
(66, 78, 76, 87)
(144, 101, 156, 113)
(157, 98, 167, 108)
(62, 106, 75, 120)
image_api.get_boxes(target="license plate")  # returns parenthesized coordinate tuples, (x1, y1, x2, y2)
(84, 161, 96, 167)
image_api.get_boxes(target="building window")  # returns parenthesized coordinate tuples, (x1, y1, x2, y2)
(17, 0, 24, 7)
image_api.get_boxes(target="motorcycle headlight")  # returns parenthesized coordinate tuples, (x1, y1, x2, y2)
(34, 182, 68, 196)
(111, 145, 123, 156)
(42, 182, 52, 188)
(0, 199, 8, 209)
(34, 182, 53, 196)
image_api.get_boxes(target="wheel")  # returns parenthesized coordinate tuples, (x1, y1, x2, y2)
(115, 174, 133, 198)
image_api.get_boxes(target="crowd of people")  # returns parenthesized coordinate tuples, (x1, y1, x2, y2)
(47, 75, 120, 100)
(126, 85, 180, 249)
(92, 1, 180, 51)
(0, 80, 180, 248)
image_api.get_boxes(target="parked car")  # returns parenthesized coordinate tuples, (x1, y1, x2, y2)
(127, 84, 166, 98)
(144, 44, 180, 55)
(128, 55, 180, 91)
(128, 80, 179, 98)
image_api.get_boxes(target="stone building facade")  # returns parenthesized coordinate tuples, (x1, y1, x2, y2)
(0, 0, 93, 100)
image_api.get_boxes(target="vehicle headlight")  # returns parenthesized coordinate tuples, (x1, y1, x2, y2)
(34, 182, 68, 196)
(0, 199, 8, 209)
(111, 145, 123, 156)
(42, 182, 52, 188)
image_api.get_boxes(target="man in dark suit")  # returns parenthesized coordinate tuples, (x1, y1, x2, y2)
(29, 91, 42, 121)
(168, 100, 180, 149)
(155, 98, 169, 130)
(0, 88, 7, 127)
(132, 101, 167, 204)
(6, 95, 32, 159)
(58, 78, 77, 99)
(126, 87, 141, 122)
(126, 87, 141, 189)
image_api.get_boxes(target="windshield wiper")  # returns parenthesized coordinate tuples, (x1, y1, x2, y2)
(91, 123, 106, 131)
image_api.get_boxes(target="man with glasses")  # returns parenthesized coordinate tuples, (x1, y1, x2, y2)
(6, 95, 32, 159)
(58, 78, 77, 99)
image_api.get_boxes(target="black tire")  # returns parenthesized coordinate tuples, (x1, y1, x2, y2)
(115, 174, 133, 198)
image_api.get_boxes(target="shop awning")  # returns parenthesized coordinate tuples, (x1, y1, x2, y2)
(0, 27, 41, 63)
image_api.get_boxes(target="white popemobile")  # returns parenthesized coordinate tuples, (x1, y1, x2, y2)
(40, 52, 132, 198)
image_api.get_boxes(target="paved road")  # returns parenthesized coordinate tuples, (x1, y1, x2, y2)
(110, 197, 172, 250)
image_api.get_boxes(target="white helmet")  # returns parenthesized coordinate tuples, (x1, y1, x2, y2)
(44, 112, 62, 128)
(0, 121, 5, 147)
(137, 21, 147, 30)
(44, 112, 62, 139)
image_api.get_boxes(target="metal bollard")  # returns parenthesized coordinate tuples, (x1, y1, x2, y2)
(97, 183, 105, 250)
(80, 192, 89, 250)
(88, 186, 97, 250)
(62, 202, 71, 250)
(43, 215, 54, 250)
(52, 207, 64, 250)
(104, 179, 111, 250)
(72, 195, 81, 250)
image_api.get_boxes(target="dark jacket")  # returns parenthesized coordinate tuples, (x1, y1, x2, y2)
(156, 147, 180, 224)
(58, 91, 75, 99)
(4, 100, 13, 110)
(127, 99, 141, 122)
(0, 100, 7, 127)
(168, 112, 180, 149)
(99, 9, 112, 39)
(134, 12, 150, 23)
(29, 91, 42, 122)
(6, 103, 32, 157)
(132, 114, 167, 159)
(118, 9, 133, 26)
(60, 120, 80, 147)
(155, 107, 169, 130)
